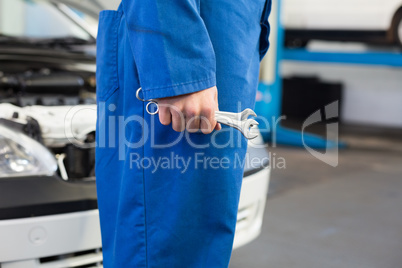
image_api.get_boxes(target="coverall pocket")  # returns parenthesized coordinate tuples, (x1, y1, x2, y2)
(96, 10, 122, 102)
(259, 0, 272, 60)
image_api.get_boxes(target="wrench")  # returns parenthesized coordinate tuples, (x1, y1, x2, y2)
(136, 88, 259, 139)
(215, 109, 259, 140)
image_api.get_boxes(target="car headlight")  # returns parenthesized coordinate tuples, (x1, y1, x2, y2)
(0, 125, 57, 178)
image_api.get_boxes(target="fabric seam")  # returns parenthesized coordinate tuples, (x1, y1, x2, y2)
(142, 102, 148, 268)
(99, 11, 122, 101)
(142, 76, 215, 92)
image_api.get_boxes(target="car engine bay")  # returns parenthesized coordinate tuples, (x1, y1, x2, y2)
(0, 67, 97, 181)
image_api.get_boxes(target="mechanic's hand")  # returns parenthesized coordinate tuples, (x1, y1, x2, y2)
(158, 86, 221, 134)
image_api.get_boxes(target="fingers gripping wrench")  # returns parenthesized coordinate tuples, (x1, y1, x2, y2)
(136, 88, 259, 140)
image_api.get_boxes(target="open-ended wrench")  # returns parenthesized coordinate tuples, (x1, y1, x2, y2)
(214, 109, 259, 140)
(136, 88, 259, 140)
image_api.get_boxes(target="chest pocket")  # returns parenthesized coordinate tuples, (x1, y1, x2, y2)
(96, 10, 123, 102)
(259, 0, 272, 60)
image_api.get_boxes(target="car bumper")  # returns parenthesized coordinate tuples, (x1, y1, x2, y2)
(0, 210, 102, 266)
(233, 167, 270, 249)
(0, 165, 270, 266)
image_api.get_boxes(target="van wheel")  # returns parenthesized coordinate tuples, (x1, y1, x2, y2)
(397, 16, 402, 45)
(392, 11, 402, 46)
(285, 38, 308, 48)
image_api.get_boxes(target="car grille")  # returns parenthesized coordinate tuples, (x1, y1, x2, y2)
(236, 201, 260, 232)
(39, 249, 102, 268)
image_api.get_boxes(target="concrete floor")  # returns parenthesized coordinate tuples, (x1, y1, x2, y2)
(230, 134, 402, 268)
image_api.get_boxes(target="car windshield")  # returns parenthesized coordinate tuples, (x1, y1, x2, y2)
(0, 0, 95, 42)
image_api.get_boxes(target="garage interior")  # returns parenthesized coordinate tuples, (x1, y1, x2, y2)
(1, 0, 402, 267)
(230, 0, 402, 265)
(231, 128, 402, 268)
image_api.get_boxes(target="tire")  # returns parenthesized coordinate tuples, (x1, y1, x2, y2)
(392, 10, 402, 46)
(397, 16, 402, 45)
(285, 38, 308, 48)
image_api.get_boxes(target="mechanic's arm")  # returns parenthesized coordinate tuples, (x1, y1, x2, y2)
(121, 0, 220, 133)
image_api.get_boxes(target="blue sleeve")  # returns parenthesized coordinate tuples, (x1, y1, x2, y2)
(121, 0, 217, 100)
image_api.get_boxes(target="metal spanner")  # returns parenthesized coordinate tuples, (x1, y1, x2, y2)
(214, 109, 259, 140)
(136, 88, 259, 140)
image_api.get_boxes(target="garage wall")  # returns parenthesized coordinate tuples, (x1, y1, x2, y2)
(98, 0, 119, 10)
(282, 62, 402, 128)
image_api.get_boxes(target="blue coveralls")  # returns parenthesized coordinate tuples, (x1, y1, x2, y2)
(95, 0, 271, 267)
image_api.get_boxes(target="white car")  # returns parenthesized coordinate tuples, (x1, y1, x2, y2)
(283, 0, 402, 46)
(0, 0, 270, 266)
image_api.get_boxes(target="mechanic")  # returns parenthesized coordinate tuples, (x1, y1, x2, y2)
(95, 0, 271, 267)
